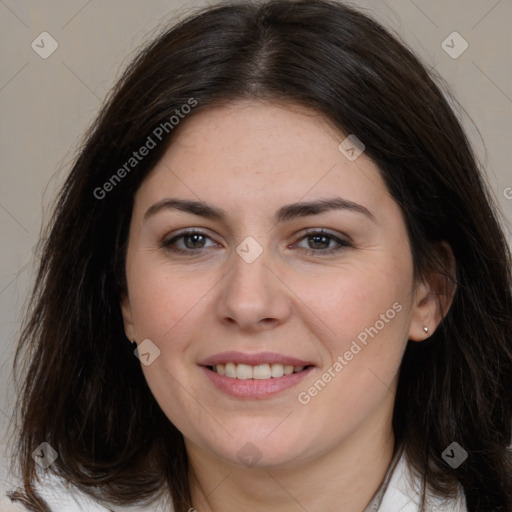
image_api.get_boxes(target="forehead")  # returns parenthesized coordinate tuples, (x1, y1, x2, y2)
(134, 100, 390, 217)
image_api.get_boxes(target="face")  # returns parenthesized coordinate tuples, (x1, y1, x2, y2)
(121, 100, 433, 469)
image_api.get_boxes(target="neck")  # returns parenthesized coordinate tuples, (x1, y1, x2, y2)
(186, 397, 396, 512)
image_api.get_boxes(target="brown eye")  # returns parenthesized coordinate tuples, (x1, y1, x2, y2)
(306, 234, 333, 250)
(294, 230, 351, 256)
(181, 233, 207, 249)
(162, 230, 218, 253)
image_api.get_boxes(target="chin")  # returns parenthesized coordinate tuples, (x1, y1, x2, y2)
(210, 429, 309, 469)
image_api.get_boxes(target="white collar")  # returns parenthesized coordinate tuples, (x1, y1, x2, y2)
(14, 449, 467, 512)
(365, 446, 467, 512)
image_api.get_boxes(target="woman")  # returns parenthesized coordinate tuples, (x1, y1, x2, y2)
(6, 0, 512, 511)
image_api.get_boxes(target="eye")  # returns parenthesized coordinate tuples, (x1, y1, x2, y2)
(293, 229, 351, 256)
(162, 230, 219, 254)
(161, 229, 350, 257)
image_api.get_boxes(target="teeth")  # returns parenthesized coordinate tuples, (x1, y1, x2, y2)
(225, 362, 236, 378)
(212, 363, 307, 379)
(253, 364, 272, 380)
(270, 363, 284, 378)
(236, 364, 253, 380)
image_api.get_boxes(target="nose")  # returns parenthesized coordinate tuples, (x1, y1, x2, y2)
(215, 244, 292, 332)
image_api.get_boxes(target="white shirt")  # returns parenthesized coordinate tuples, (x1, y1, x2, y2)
(363, 446, 467, 511)
(3, 450, 467, 512)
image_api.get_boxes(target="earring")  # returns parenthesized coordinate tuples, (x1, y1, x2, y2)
(423, 326, 429, 335)
(130, 339, 138, 350)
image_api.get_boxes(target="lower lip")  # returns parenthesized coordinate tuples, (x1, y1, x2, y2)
(200, 366, 314, 399)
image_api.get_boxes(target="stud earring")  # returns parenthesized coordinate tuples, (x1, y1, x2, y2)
(423, 326, 429, 334)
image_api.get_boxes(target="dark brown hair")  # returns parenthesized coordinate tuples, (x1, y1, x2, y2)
(8, 1, 512, 511)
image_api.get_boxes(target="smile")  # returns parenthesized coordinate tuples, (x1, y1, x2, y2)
(210, 363, 309, 380)
(198, 352, 316, 399)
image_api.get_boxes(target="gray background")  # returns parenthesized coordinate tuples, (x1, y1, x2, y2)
(1, 0, 511, 499)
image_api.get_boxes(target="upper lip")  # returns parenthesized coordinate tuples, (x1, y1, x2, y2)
(198, 351, 315, 367)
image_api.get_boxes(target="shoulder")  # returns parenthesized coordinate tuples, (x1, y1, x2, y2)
(0, 494, 28, 511)
(378, 450, 467, 512)
(4, 472, 111, 512)
(4, 472, 173, 512)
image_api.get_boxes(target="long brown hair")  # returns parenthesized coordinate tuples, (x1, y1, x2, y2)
(8, 1, 512, 511)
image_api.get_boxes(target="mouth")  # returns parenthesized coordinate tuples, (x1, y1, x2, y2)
(198, 352, 316, 399)
(208, 362, 312, 380)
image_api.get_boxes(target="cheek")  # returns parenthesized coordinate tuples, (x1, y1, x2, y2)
(328, 265, 412, 383)
(290, 258, 411, 354)
(126, 258, 213, 433)
(127, 253, 213, 341)
(292, 273, 411, 437)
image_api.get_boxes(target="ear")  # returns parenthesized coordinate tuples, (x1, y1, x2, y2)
(408, 242, 457, 342)
(120, 293, 136, 342)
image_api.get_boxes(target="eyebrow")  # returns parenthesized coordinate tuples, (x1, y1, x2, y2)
(143, 197, 376, 223)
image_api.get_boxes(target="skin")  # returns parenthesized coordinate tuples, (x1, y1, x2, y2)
(121, 100, 449, 512)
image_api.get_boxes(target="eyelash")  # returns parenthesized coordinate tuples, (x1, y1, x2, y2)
(161, 229, 351, 257)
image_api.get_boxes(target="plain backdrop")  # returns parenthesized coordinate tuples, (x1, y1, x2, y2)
(1, 0, 511, 498)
